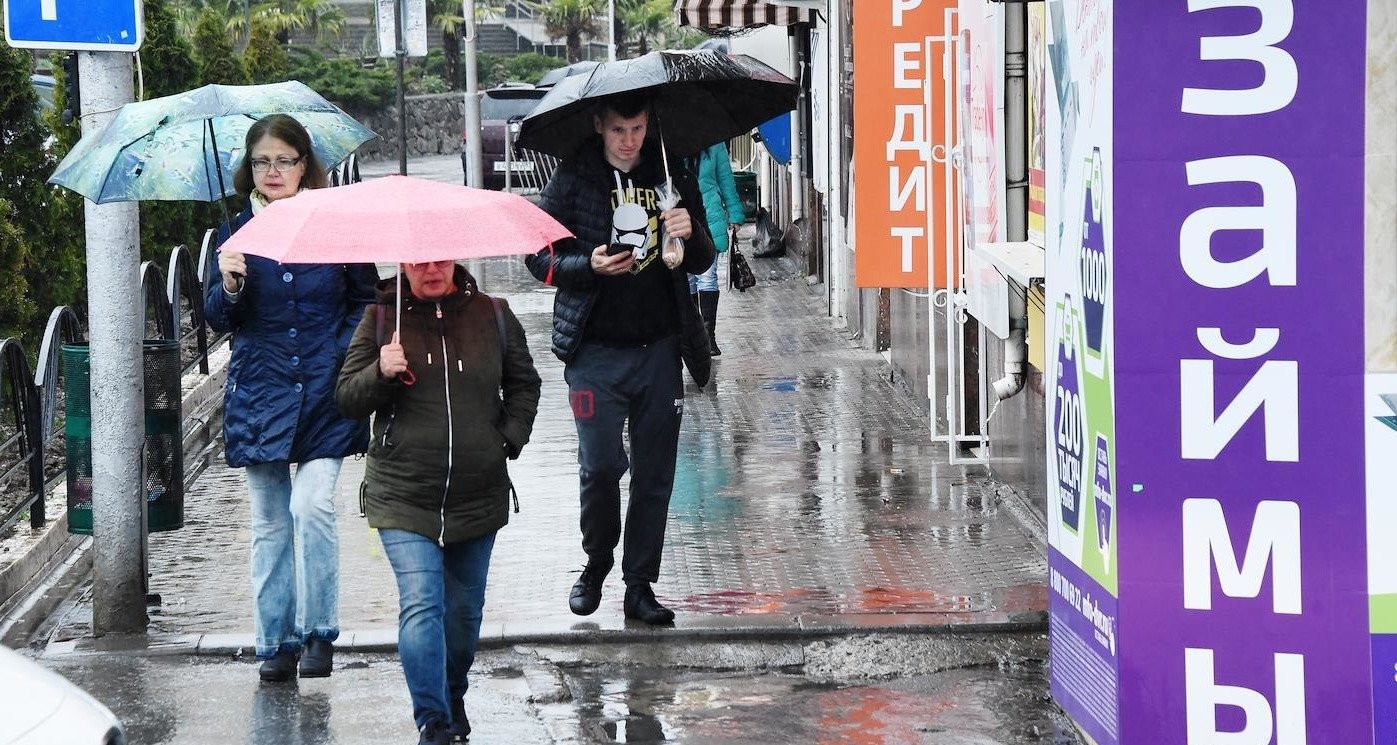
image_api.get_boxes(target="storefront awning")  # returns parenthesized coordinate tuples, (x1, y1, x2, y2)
(673, 0, 813, 31)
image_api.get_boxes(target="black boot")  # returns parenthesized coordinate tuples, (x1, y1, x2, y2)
(698, 290, 720, 356)
(569, 556, 612, 616)
(298, 638, 333, 678)
(623, 582, 675, 625)
(258, 649, 298, 683)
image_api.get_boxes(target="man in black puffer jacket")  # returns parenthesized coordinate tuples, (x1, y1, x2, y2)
(525, 91, 715, 625)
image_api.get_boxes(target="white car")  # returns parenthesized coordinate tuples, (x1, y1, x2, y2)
(0, 645, 126, 745)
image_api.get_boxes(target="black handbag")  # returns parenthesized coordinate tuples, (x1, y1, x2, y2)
(728, 226, 756, 291)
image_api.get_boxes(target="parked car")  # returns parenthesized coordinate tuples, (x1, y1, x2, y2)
(463, 85, 548, 190)
(0, 645, 126, 744)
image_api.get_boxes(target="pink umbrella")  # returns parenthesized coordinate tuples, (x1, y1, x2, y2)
(221, 174, 573, 339)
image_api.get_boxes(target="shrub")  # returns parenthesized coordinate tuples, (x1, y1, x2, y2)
(287, 48, 394, 112)
(505, 53, 561, 85)
(411, 75, 451, 95)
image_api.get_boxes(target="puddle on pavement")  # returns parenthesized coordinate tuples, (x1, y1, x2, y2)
(555, 656, 1080, 744)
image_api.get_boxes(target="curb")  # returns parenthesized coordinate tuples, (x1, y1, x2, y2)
(41, 610, 1048, 659)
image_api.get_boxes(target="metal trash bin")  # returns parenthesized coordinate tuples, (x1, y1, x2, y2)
(64, 340, 184, 534)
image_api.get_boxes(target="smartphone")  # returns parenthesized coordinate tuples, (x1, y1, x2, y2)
(607, 243, 633, 257)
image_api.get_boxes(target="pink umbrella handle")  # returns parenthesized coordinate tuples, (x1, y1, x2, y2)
(397, 368, 416, 387)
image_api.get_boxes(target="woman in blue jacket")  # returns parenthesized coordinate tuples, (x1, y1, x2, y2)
(203, 114, 377, 683)
(689, 142, 746, 356)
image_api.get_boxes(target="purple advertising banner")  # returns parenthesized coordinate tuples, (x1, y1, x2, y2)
(1050, 553, 1119, 745)
(1114, 3, 1369, 744)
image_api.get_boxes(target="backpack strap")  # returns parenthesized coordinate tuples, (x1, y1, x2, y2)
(490, 296, 507, 361)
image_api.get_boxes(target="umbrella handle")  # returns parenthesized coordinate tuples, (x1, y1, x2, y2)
(397, 368, 416, 387)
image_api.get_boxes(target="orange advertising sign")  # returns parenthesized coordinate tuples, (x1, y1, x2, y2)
(853, 0, 957, 289)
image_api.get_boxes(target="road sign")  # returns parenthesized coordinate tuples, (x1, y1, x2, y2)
(3, 0, 144, 52)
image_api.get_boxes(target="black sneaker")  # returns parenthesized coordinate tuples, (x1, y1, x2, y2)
(298, 638, 333, 678)
(449, 698, 471, 741)
(623, 583, 675, 625)
(258, 649, 298, 682)
(419, 718, 451, 745)
(568, 558, 612, 616)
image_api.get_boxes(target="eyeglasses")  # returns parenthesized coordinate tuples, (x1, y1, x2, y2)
(249, 156, 304, 173)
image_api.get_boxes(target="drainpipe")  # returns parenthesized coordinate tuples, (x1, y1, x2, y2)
(789, 26, 806, 222)
(993, 0, 1028, 401)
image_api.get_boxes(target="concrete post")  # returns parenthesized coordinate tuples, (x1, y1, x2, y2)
(463, 0, 486, 188)
(607, 0, 617, 61)
(462, 0, 483, 188)
(80, 51, 147, 635)
(394, 0, 408, 175)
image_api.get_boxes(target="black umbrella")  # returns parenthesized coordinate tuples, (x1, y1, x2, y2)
(537, 60, 600, 88)
(515, 50, 798, 161)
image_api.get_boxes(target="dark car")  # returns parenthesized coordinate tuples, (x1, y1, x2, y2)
(463, 85, 548, 190)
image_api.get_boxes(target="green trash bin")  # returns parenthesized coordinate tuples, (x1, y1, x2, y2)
(64, 340, 184, 534)
(732, 170, 758, 223)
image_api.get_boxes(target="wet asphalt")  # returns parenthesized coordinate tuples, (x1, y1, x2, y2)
(26, 153, 1070, 744)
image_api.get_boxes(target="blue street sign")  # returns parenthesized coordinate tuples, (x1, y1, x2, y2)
(3, 0, 143, 51)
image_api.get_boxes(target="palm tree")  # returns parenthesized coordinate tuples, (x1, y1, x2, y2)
(620, 0, 669, 56)
(429, 0, 465, 89)
(230, 0, 346, 46)
(540, 0, 603, 63)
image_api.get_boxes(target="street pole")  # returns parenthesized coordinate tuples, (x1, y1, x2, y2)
(395, 0, 408, 175)
(462, 0, 483, 188)
(81, 50, 147, 635)
(607, 0, 616, 61)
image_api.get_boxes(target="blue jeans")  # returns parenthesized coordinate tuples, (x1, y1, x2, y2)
(246, 458, 343, 659)
(688, 261, 718, 293)
(380, 529, 497, 730)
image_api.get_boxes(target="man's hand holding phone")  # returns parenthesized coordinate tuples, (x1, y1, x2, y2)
(591, 244, 634, 275)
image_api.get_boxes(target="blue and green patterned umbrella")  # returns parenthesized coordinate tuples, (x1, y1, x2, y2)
(49, 80, 377, 204)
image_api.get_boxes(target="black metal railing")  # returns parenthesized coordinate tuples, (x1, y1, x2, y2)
(0, 338, 43, 537)
(0, 240, 228, 536)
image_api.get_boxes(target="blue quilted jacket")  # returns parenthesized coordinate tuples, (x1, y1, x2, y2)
(204, 207, 377, 467)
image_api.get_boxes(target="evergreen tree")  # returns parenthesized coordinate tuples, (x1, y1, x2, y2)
(0, 200, 36, 341)
(243, 16, 291, 85)
(140, 0, 209, 262)
(193, 7, 250, 86)
(1, 40, 75, 343)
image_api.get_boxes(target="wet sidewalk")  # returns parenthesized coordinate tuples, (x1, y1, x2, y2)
(50, 224, 1047, 654)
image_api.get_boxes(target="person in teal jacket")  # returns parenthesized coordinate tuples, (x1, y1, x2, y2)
(689, 142, 746, 356)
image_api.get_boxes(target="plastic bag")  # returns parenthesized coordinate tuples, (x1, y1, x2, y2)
(751, 207, 784, 257)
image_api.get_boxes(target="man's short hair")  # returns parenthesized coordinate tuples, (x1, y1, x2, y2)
(594, 92, 650, 122)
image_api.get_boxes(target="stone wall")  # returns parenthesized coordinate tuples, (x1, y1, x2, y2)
(354, 92, 464, 162)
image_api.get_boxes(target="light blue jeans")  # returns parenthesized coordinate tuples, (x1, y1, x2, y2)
(246, 458, 343, 659)
(688, 261, 719, 293)
(380, 528, 497, 731)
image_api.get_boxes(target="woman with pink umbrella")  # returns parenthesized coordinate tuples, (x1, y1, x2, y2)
(336, 259, 541, 744)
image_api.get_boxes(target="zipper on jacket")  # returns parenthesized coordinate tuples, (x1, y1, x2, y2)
(437, 300, 453, 545)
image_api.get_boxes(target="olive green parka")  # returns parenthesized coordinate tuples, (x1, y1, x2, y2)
(336, 266, 541, 544)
